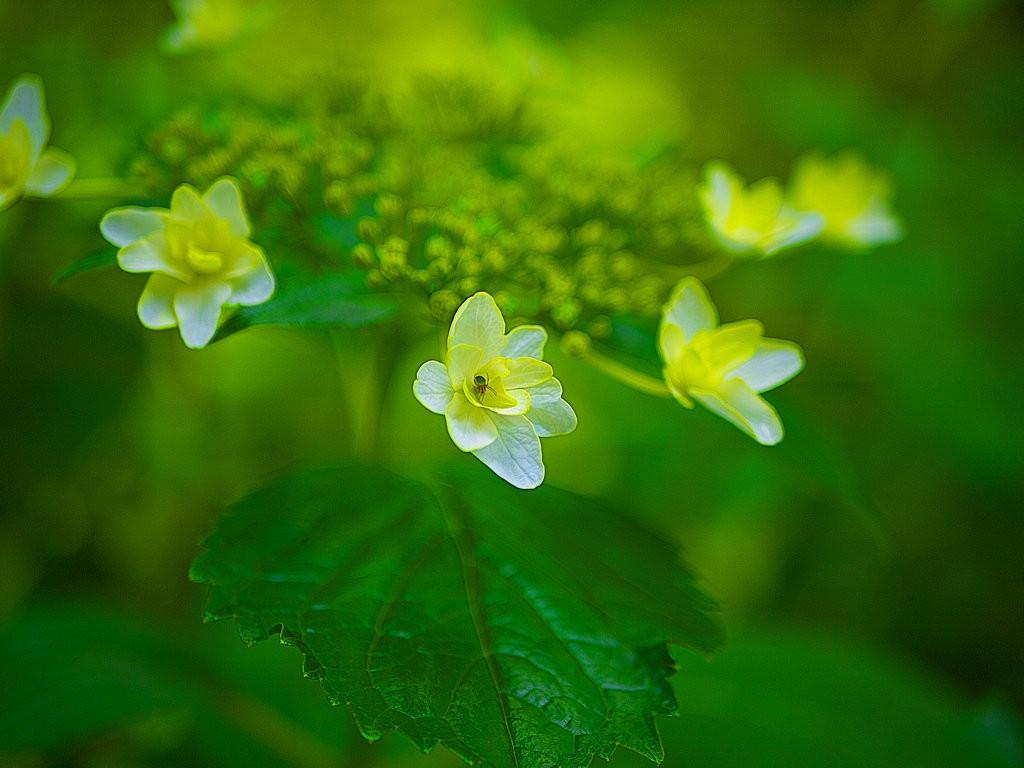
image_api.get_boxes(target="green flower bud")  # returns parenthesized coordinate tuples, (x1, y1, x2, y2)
(407, 207, 434, 227)
(350, 243, 377, 270)
(425, 234, 453, 262)
(374, 192, 403, 220)
(572, 219, 608, 247)
(608, 251, 640, 282)
(429, 289, 460, 321)
(481, 247, 507, 274)
(412, 269, 431, 287)
(588, 315, 612, 340)
(551, 298, 582, 330)
(494, 290, 519, 315)
(323, 180, 354, 216)
(366, 269, 389, 291)
(382, 235, 409, 255)
(427, 257, 453, 280)
(458, 277, 479, 294)
(604, 287, 629, 311)
(357, 217, 384, 245)
(559, 330, 592, 360)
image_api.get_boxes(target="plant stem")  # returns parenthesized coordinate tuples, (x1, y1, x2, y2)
(355, 324, 403, 465)
(328, 329, 355, 458)
(53, 178, 147, 200)
(583, 350, 672, 398)
(654, 252, 735, 283)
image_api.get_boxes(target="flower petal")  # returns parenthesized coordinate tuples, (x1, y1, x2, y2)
(227, 250, 275, 305)
(169, 184, 209, 222)
(661, 277, 717, 346)
(24, 147, 75, 196)
(692, 379, 784, 445)
(1, 76, 48, 162)
(137, 273, 182, 330)
(445, 392, 498, 451)
(843, 197, 903, 247)
(101, 207, 167, 247)
(447, 344, 483, 388)
(763, 206, 825, 255)
(472, 413, 544, 489)
(523, 379, 577, 437)
(118, 235, 188, 280)
(202, 177, 250, 238)
(727, 339, 804, 393)
(172, 280, 232, 348)
(413, 360, 456, 415)
(448, 292, 506, 361)
(700, 161, 735, 222)
(503, 324, 547, 359)
(489, 389, 530, 416)
(503, 357, 553, 390)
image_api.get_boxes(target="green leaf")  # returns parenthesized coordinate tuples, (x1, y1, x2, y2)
(189, 465, 722, 768)
(213, 273, 399, 342)
(51, 246, 120, 286)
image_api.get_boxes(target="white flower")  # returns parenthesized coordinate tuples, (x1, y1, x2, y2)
(0, 75, 76, 212)
(659, 278, 804, 445)
(699, 161, 824, 257)
(101, 178, 275, 349)
(413, 292, 577, 489)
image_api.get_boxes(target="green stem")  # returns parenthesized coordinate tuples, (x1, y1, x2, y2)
(52, 178, 147, 200)
(583, 350, 672, 398)
(355, 324, 404, 465)
(654, 251, 734, 283)
(328, 329, 355, 458)
(212, 686, 344, 768)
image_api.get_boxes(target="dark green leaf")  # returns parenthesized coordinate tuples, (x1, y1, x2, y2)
(189, 465, 722, 768)
(213, 273, 399, 342)
(51, 246, 120, 286)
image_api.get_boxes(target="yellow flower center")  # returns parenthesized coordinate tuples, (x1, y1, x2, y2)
(463, 359, 517, 410)
(665, 323, 761, 396)
(186, 245, 225, 274)
(0, 120, 32, 194)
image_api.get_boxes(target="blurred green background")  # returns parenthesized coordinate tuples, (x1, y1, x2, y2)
(1, 0, 1022, 766)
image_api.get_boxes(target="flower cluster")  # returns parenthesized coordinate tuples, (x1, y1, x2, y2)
(699, 151, 903, 258)
(0, 76, 76, 212)
(414, 292, 576, 488)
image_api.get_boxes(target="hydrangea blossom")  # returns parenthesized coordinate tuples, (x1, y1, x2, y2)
(659, 278, 804, 445)
(788, 148, 904, 249)
(0, 75, 76, 212)
(698, 161, 824, 257)
(413, 292, 577, 489)
(101, 178, 275, 349)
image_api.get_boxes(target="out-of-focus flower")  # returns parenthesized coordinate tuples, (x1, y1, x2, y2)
(161, 0, 277, 55)
(413, 292, 576, 489)
(659, 278, 803, 445)
(788, 148, 904, 249)
(0, 75, 76, 212)
(101, 178, 275, 349)
(698, 161, 824, 257)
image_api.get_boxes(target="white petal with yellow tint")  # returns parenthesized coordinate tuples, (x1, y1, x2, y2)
(24, 147, 75, 196)
(0, 76, 48, 162)
(227, 251, 275, 305)
(413, 360, 455, 415)
(137, 273, 182, 330)
(523, 379, 577, 437)
(448, 292, 506, 361)
(472, 413, 544, 489)
(446, 344, 483, 388)
(489, 389, 530, 416)
(700, 162, 734, 223)
(202, 177, 250, 238)
(446, 392, 498, 451)
(503, 324, 547, 359)
(727, 339, 804, 393)
(692, 379, 784, 446)
(844, 197, 903, 247)
(117, 235, 188, 280)
(173, 280, 232, 349)
(763, 206, 825, 255)
(169, 184, 209, 222)
(503, 357, 552, 390)
(661, 277, 717, 345)
(100, 207, 167, 247)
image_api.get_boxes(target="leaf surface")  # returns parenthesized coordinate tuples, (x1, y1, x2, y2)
(213, 273, 399, 342)
(189, 465, 722, 768)
(51, 246, 120, 286)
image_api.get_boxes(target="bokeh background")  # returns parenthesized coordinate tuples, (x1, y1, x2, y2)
(1, 0, 1022, 766)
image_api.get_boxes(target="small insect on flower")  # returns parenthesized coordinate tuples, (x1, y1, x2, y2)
(0, 75, 76, 212)
(413, 292, 577, 489)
